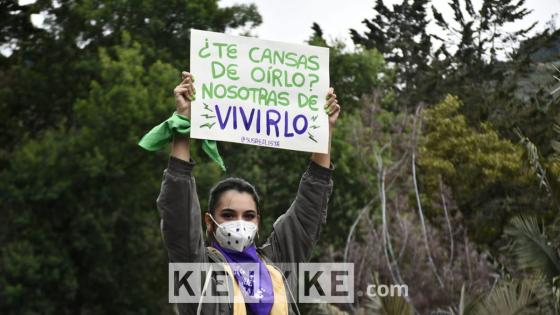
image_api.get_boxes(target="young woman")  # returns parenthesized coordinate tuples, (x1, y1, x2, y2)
(157, 71, 341, 315)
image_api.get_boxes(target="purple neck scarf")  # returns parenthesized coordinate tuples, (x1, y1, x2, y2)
(212, 241, 274, 315)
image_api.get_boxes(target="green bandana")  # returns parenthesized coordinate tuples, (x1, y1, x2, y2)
(138, 112, 226, 171)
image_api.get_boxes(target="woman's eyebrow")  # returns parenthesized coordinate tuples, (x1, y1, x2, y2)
(219, 208, 256, 214)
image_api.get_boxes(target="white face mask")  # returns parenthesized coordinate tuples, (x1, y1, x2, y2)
(209, 214, 258, 252)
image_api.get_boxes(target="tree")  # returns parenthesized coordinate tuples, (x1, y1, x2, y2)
(430, 0, 537, 124)
(0, 0, 261, 158)
(0, 33, 221, 314)
(309, 23, 395, 113)
(417, 95, 548, 245)
(350, 0, 539, 122)
(350, 0, 433, 108)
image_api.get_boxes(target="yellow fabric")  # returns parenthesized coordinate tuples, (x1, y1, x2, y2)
(265, 265, 289, 315)
(207, 247, 289, 315)
(221, 263, 247, 315)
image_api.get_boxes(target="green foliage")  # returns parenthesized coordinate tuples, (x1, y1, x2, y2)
(0, 3, 259, 308)
(2, 0, 560, 313)
(350, 0, 432, 107)
(419, 95, 522, 184)
(505, 216, 560, 282)
(350, 0, 543, 130)
(309, 23, 395, 113)
(0, 0, 261, 157)
(418, 95, 537, 244)
(330, 47, 395, 112)
(0, 34, 209, 314)
(472, 277, 544, 315)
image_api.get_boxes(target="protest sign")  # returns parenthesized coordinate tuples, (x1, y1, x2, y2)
(189, 29, 330, 153)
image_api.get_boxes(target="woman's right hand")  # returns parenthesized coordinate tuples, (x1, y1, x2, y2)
(174, 71, 195, 119)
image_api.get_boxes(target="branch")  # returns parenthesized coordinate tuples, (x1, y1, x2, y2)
(439, 175, 455, 269)
(411, 105, 444, 288)
(377, 156, 403, 285)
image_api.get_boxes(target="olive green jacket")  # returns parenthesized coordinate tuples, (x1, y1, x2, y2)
(157, 156, 334, 315)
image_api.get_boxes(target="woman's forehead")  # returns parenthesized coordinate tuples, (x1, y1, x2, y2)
(216, 190, 257, 210)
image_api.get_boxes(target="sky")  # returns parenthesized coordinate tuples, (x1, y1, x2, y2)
(218, 0, 560, 47)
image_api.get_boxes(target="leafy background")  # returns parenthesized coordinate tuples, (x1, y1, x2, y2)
(1, 0, 560, 314)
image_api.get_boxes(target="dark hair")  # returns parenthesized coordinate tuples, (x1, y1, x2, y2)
(208, 177, 260, 215)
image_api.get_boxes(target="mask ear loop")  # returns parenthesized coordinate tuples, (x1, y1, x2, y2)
(206, 213, 220, 242)
(208, 213, 223, 233)
(208, 213, 220, 226)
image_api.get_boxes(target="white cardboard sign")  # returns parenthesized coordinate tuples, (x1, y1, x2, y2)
(189, 29, 330, 153)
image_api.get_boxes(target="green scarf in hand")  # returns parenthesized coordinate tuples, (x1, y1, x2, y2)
(138, 112, 226, 171)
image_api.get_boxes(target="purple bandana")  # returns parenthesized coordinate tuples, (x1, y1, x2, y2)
(212, 241, 274, 315)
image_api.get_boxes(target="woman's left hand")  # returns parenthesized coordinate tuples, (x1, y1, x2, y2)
(325, 87, 341, 127)
(310, 87, 340, 165)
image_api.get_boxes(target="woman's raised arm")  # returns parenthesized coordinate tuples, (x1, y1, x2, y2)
(171, 71, 194, 161)
(260, 88, 340, 263)
(311, 87, 339, 168)
(156, 72, 205, 263)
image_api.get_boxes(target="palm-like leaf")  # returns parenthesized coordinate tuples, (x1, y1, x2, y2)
(452, 275, 555, 315)
(505, 216, 560, 281)
(473, 278, 540, 315)
(360, 273, 414, 315)
(453, 284, 481, 315)
(551, 63, 560, 95)
(363, 294, 414, 315)
(310, 303, 349, 315)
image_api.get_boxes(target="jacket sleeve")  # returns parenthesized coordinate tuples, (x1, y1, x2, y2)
(156, 156, 206, 263)
(261, 160, 334, 263)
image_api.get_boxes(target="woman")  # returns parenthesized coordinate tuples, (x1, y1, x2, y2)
(157, 71, 340, 315)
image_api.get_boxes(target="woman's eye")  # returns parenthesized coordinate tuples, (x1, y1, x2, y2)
(244, 214, 256, 220)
